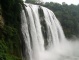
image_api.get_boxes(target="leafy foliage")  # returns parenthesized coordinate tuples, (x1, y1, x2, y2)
(25, 0, 41, 3)
(0, 0, 79, 60)
(0, 0, 23, 60)
(38, 2, 79, 38)
(25, 0, 36, 3)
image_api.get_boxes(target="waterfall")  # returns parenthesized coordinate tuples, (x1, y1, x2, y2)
(21, 3, 79, 60)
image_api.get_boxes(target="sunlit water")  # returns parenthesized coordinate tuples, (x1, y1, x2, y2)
(21, 3, 79, 60)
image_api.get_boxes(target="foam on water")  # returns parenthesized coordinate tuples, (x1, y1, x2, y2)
(21, 3, 79, 60)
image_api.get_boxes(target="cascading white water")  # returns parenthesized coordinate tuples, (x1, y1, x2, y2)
(21, 3, 79, 60)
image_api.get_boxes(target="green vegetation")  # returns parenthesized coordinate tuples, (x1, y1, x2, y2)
(38, 2, 79, 38)
(25, 0, 37, 3)
(0, 0, 79, 60)
(25, 0, 41, 3)
(25, 0, 79, 38)
(0, 0, 24, 60)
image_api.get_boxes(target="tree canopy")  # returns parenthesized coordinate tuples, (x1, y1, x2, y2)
(0, 1, 79, 60)
(40, 2, 79, 38)
(0, 0, 23, 60)
(25, 0, 42, 3)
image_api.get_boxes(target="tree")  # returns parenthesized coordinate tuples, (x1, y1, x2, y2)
(0, 0, 23, 60)
(40, 2, 79, 38)
(25, 0, 42, 3)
